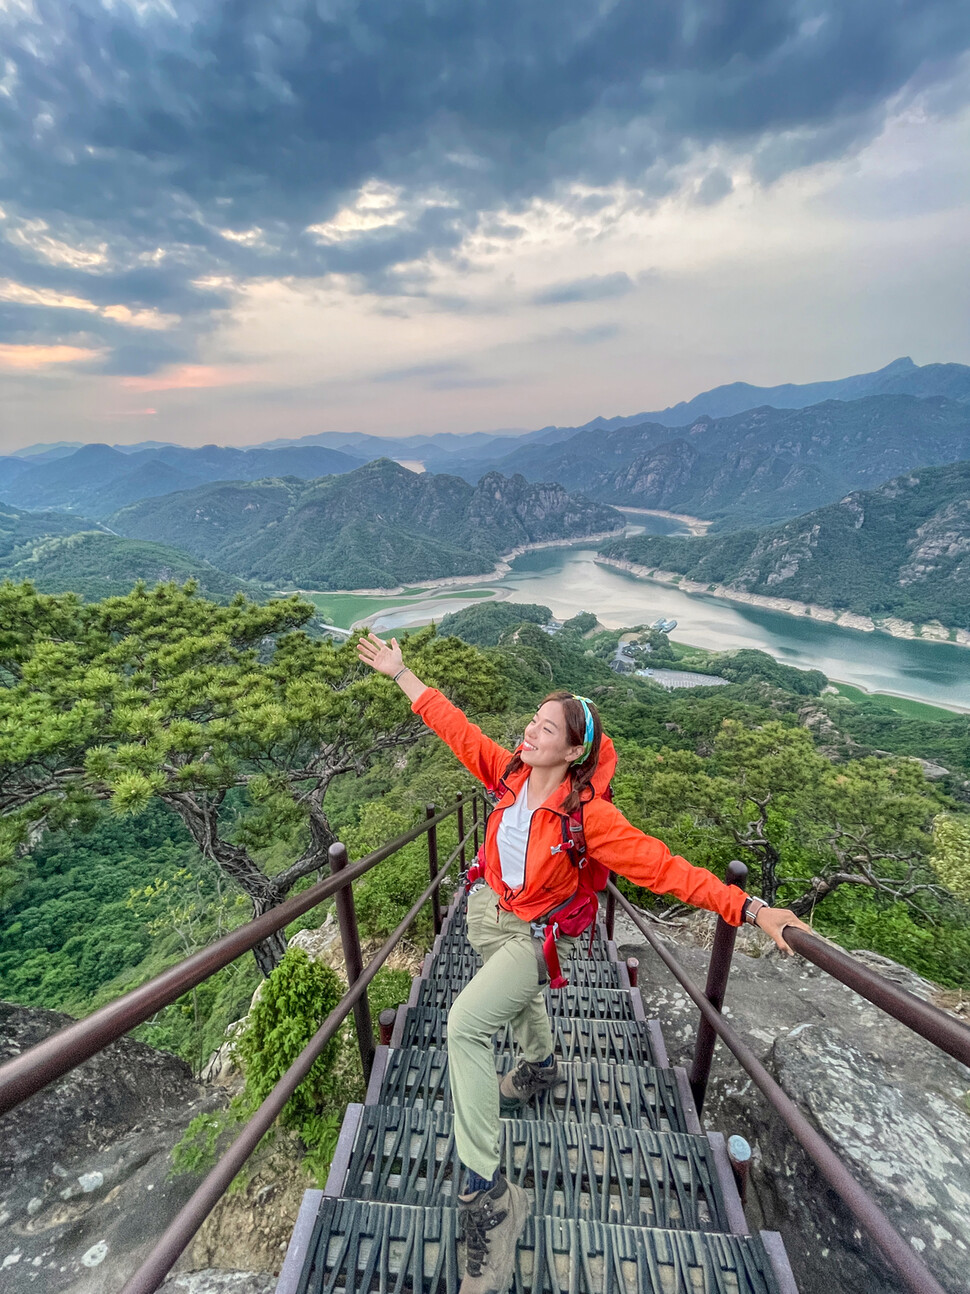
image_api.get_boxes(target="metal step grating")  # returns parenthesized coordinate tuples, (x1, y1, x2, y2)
(422, 950, 625, 991)
(332, 1104, 731, 1232)
(434, 921, 617, 963)
(294, 1198, 784, 1294)
(368, 1046, 693, 1134)
(414, 976, 638, 1018)
(393, 1004, 656, 1061)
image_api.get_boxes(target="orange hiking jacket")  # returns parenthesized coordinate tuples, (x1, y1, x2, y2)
(412, 688, 747, 927)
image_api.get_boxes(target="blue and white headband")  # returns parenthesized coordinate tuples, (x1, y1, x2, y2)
(573, 695, 595, 765)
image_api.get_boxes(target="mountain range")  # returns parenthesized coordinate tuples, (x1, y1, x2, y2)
(0, 502, 259, 602)
(108, 459, 623, 589)
(466, 394, 970, 528)
(599, 461, 970, 633)
(0, 442, 364, 517)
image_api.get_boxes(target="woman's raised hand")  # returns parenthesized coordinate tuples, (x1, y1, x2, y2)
(357, 631, 404, 678)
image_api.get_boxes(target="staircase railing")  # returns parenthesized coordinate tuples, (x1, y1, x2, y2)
(0, 790, 486, 1294)
(606, 877, 970, 1294)
(4, 797, 967, 1294)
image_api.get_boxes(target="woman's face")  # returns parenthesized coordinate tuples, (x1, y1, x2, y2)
(521, 700, 584, 771)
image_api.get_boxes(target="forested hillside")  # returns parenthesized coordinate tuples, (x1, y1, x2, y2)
(109, 459, 623, 588)
(599, 460, 970, 631)
(471, 394, 970, 527)
(0, 502, 261, 601)
(0, 441, 365, 517)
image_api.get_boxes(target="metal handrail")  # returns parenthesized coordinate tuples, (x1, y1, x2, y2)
(0, 797, 471, 1118)
(609, 882, 949, 1294)
(783, 926, 970, 1069)
(119, 817, 473, 1294)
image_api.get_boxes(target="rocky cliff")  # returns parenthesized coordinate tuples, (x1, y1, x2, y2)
(0, 1001, 222, 1294)
(611, 913, 970, 1294)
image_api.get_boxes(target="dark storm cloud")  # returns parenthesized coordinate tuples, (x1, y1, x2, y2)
(1, 0, 968, 371)
(532, 272, 636, 306)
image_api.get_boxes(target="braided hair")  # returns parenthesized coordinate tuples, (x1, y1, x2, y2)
(501, 690, 603, 814)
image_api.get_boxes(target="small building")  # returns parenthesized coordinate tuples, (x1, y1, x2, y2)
(610, 643, 635, 673)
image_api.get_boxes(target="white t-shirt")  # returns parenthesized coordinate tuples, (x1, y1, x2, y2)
(494, 779, 536, 889)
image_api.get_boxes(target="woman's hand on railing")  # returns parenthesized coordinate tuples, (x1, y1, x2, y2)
(755, 906, 814, 955)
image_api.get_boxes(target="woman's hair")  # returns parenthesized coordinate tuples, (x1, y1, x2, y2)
(502, 689, 603, 814)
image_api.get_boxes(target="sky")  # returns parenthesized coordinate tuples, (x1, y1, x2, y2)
(1, 0, 969, 453)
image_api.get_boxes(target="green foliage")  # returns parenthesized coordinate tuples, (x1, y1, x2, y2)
(226, 947, 352, 1181)
(615, 719, 944, 909)
(170, 1110, 230, 1177)
(560, 611, 598, 636)
(437, 600, 552, 647)
(0, 584, 506, 980)
(0, 530, 262, 603)
(234, 947, 344, 1117)
(367, 967, 412, 1034)
(932, 815, 970, 902)
(0, 803, 206, 1009)
(671, 646, 825, 695)
(821, 689, 970, 778)
(814, 891, 970, 990)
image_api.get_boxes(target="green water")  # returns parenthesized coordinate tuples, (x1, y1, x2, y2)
(367, 544, 969, 711)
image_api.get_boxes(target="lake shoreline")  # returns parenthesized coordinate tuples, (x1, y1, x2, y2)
(596, 557, 970, 652)
(615, 507, 712, 537)
(288, 529, 625, 599)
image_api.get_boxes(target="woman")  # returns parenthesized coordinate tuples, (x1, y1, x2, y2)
(357, 631, 811, 1294)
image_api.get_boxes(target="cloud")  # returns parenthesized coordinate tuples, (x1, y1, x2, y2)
(0, 0, 967, 374)
(532, 272, 636, 306)
(693, 168, 734, 206)
(120, 364, 260, 392)
(0, 343, 102, 369)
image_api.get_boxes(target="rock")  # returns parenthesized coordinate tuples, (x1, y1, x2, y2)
(160, 1269, 277, 1293)
(288, 914, 343, 970)
(611, 914, 970, 1294)
(184, 1134, 313, 1275)
(0, 1001, 225, 1294)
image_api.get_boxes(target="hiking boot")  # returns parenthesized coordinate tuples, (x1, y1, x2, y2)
(499, 1055, 560, 1109)
(458, 1175, 531, 1294)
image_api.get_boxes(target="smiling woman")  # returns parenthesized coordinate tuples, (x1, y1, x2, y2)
(355, 627, 811, 1292)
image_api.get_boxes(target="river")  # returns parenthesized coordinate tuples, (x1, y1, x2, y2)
(365, 538, 969, 712)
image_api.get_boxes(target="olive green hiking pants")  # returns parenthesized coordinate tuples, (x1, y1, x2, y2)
(447, 884, 576, 1180)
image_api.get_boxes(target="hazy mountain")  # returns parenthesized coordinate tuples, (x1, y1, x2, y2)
(465, 394, 970, 528)
(571, 356, 970, 432)
(0, 501, 259, 602)
(109, 458, 623, 589)
(0, 456, 33, 493)
(599, 460, 970, 631)
(2, 442, 366, 516)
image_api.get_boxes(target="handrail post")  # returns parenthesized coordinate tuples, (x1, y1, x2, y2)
(472, 794, 480, 852)
(378, 1009, 397, 1046)
(688, 859, 747, 1117)
(456, 791, 466, 870)
(427, 803, 442, 935)
(605, 871, 617, 940)
(329, 842, 375, 1081)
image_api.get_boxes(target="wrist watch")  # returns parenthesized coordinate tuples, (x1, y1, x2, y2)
(742, 896, 769, 927)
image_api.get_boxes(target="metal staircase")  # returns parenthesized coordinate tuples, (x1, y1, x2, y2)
(276, 893, 798, 1293)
